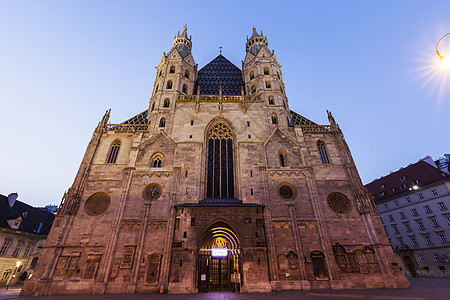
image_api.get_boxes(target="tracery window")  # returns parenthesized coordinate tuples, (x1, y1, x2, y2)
(268, 96, 274, 105)
(182, 84, 187, 94)
(159, 117, 166, 127)
(317, 140, 330, 164)
(206, 121, 234, 198)
(163, 98, 170, 107)
(169, 66, 175, 73)
(266, 81, 271, 89)
(250, 71, 254, 80)
(264, 66, 269, 75)
(166, 80, 173, 89)
(185, 70, 190, 78)
(107, 139, 121, 164)
(271, 114, 278, 125)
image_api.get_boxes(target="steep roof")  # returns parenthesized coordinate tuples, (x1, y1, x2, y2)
(122, 110, 148, 124)
(195, 55, 243, 95)
(0, 194, 55, 236)
(365, 160, 450, 203)
(291, 110, 317, 126)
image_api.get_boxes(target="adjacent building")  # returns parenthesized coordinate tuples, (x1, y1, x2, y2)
(0, 193, 55, 285)
(21, 26, 408, 296)
(366, 155, 450, 277)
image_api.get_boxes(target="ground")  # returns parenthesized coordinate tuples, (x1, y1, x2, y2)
(1, 278, 450, 300)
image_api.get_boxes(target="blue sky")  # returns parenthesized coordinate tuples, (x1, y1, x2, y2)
(1, 1, 450, 207)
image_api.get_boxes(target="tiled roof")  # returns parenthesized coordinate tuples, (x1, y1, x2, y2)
(0, 194, 55, 236)
(290, 110, 317, 126)
(168, 43, 191, 59)
(195, 55, 243, 95)
(121, 110, 148, 124)
(365, 161, 449, 203)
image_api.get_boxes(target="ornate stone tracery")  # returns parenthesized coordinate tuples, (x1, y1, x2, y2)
(84, 192, 111, 216)
(327, 192, 351, 214)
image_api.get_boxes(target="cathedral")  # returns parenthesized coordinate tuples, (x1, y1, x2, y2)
(21, 26, 409, 295)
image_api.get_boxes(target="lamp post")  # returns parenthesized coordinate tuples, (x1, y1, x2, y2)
(5, 261, 21, 291)
(436, 33, 450, 69)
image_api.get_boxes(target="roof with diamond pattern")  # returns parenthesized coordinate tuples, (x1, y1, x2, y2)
(195, 55, 243, 95)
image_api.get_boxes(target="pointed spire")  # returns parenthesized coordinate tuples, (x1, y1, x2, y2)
(172, 24, 192, 51)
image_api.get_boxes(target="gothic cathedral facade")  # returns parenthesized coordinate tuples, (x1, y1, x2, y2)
(22, 27, 409, 295)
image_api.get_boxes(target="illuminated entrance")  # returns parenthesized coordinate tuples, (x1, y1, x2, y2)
(198, 222, 241, 292)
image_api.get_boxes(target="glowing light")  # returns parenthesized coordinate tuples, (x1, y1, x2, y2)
(212, 248, 228, 257)
(16, 261, 21, 268)
(440, 56, 450, 69)
(413, 185, 419, 190)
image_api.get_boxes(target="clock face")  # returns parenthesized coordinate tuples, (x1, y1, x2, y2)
(144, 184, 161, 201)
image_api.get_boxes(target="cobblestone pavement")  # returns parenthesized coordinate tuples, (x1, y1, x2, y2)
(1, 278, 449, 300)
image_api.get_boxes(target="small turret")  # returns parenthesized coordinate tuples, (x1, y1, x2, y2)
(246, 27, 269, 56)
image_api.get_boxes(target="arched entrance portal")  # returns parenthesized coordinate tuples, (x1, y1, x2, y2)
(198, 222, 241, 292)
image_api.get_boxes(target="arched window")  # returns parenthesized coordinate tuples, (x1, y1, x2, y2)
(264, 67, 269, 75)
(279, 151, 286, 167)
(152, 154, 163, 168)
(268, 96, 274, 105)
(266, 81, 271, 89)
(251, 85, 256, 94)
(159, 118, 166, 127)
(250, 71, 254, 80)
(166, 80, 173, 89)
(151, 102, 155, 111)
(206, 120, 234, 198)
(185, 70, 190, 78)
(271, 114, 278, 125)
(107, 139, 121, 164)
(317, 140, 330, 164)
(182, 84, 187, 94)
(169, 66, 175, 73)
(163, 98, 170, 108)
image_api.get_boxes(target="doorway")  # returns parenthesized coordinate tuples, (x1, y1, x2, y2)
(198, 222, 241, 292)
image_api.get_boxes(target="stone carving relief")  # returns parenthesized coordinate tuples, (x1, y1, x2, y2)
(145, 253, 162, 284)
(83, 254, 101, 279)
(277, 251, 300, 280)
(332, 243, 379, 274)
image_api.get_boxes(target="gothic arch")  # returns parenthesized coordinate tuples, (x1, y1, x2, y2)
(204, 118, 235, 199)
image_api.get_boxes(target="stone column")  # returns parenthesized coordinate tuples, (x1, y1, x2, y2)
(287, 203, 308, 282)
(258, 166, 279, 285)
(303, 167, 340, 285)
(95, 167, 134, 293)
(159, 167, 181, 292)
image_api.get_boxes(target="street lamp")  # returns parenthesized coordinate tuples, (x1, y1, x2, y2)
(5, 261, 21, 291)
(436, 33, 450, 69)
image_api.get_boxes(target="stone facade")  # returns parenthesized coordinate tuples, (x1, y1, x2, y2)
(366, 156, 450, 278)
(21, 26, 409, 296)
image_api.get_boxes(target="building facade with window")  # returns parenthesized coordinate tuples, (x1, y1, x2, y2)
(0, 193, 55, 286)
(366, 155, 450, 277)
(22, 26, 408, 296)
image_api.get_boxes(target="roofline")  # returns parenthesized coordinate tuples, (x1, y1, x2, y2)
(0, 227, 49, 239)
(373, 179, 450, 204)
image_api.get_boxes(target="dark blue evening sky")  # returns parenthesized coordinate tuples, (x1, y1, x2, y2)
(1, 1, 450, 206)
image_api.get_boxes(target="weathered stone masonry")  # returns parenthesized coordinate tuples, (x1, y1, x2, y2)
(21, 26, 409, 296)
